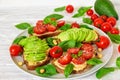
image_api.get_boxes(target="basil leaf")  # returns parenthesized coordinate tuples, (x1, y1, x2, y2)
(13, 36, 27, 44)
(28, 27, 34, 34)
(83, 18, 93, 24)
(75, 42, 82, 47)
(78, 50, 83, 57)
(36, 64, 57, 77)
(44, 14, 64, 20)
(54, 6, 65, 12)
(46, 37, 55, 47)
(96, 67, 115, 79)
(58, 40, 76, 51)
(64, 64, 74, 78)
(44, 18, 57, 26)
(107, 32, 120, 44)
(59, 24, 71, 31)
(87, 58, 102, 65)
(116, 57, 120, 69)
(72, 13, 83, 18)
(80, 24, 93, 30)
(15, 23, 31, 30)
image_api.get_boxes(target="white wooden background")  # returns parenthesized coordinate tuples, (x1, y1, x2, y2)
(0, 0, 120, 80)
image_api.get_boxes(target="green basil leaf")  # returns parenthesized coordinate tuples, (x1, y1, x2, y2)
(44, 14, 64, 20)
(28, 27, 34, 34)
(72, 13, 83, 18)
(15, 23, 31, 30)
(87, 58, 102, 65)
(83, 18, 93, 24)
(36, 64, 57, 77)
(59, 24, 71, 31)
(78, 50, 83, 57)
(46, 37, 55, 47)
(13, 36, 27, 44)
(44, 18, 57, 26)
(75, 42, 82, 47)
(54, 6, 65, 12)
(116, 57, 120, 69)
(64, 64, 74, 78)
(78, 6, 92, 14)
(96, 67, 115, 79)
(80, 24, 93, 30)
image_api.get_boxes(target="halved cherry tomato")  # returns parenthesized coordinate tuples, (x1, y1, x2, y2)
(36, 20, 43, 27)
(93, 18, 104, 28)
(46, 24, 57, 32)
(66, 5, 74, 13)
(95, 36, 110, 49)
(72, 56, 86, 64)
(100, 22, 112, 32)
(81, 44, 94, 52)
(100, 15, 108, 21)
(106, 17, 116, 27)
(86, 9, 94, 16)
(71, 22, 80, 28)
(57, 20, 65, 27)
(67, 48, 80, 54)
(82, 51, 93, 60)
(33, 25, 46, 34)
(58, 53, 72, 65)
(118, 45, 120, 53)
(9, 44, 23, 56)
(110, 28, 119, 34)
(91, 14, 98, 21)
(49, 46, 63, 58)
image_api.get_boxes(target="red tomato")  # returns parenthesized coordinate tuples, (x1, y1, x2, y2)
(66, 5, 74, 13)
(93, 18, 104, 28)
(33, 25, 46, 34)
(82, 51, 93, 60)
(100, 22, 112, 32)
(95, 36, 110, 49)
(91, 14, 98, 21)
(72, 56, 86, 64)
(110, 28, 119, 34)
(118, 45, 120, 53)
(49, 46, 63, 58)
(86, 9, 94, 16)
(46, 24, 57, 32)
(106, 17, 116, 27)
(81, 44, 94, 52)
(57, 20, 65, 27)
(71, 22, 80, 28)
(9, 44, 23, 56)
(100, 15, 108, 21)
(67, 48, 80, 54)
(36, 20, 43, 27)
(58, 53, 72, 65)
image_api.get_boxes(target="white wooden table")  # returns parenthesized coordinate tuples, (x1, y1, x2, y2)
(0, 0, 120, 80)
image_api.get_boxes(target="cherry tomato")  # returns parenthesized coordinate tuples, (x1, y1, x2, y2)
(81, 44, 94, 52)
(93, 18, 104, 28)
(82, 51, 93, 60)
(100, 22, 112, 32)
(9, 44, 23, 56)
(95, 36, 110, 49)
(100, 15, 108, 21)
(91, 14, 98, 21)
(71, 22, 80, 28)
(106, 17, 116, 27)
(58, 53, 72, 65)
(66, 5, 74, 13)
(46, 24, 57, 32)
(49, 46, 63, 58)
(33, 25, 46, 34)
(36, 20, 43, 27)
(72, 56, 86, 64)
(86, 9, 94, 16)
(118, 45, 120, 53)
(57, 20, 65, 27)
(110, 28, 119, 34)
(67, 48, 80, 54)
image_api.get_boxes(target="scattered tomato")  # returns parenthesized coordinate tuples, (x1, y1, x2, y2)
(46, 24, 57, 32)
(100, 22, 112, 32)
(81, 44, 94, 52)
(33, 25, 46, 34)
(106, 17, 116, 27)
(36, 20, 43, 27)
(66, 5, 74, 13)
(86, 9, 94, 16)
(95, 36, 110, 49)
(57, 20, 65, 27)
(49, 46, 63, 58)
(91, 14, 98, 21)
(67, 48, 80, 54)
(72, 56, 86, 64)
(93, 18, 104, 28)
(82, 51, 93, 60)
(118, 45, 120, 53)
(110, 28, 119, 34)
(71, 22, 80, 28)
(100, 15, 108, 21)
(9, 44, 23, 56)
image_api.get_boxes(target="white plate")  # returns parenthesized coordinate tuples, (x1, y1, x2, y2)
(10, 24, 113, 80)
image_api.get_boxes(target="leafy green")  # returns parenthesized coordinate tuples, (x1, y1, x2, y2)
(13, 36, 27, 44)
(87, 58, 102, 65)
(54, 6, 65, 12)
(64, 64, 74, 78)
(28, 27, 34, 34)
(44, 14, 64, 20)
(96, 67, 115, 79)
(78, 50, 83, 57)
(107, 32, 120, 44)
(59, 24, 71, 31)
(80, 24, 93, 30)
(83, 18, 93, 24)
(36, 64, 57, 77)
(72, 13, 83, 18)
(116, 57, 120, 69)
(46, 37, 55, 47)
(75, 42, 82, 47)
(43, 18, 57, 26)
(15, 23, 31, 30)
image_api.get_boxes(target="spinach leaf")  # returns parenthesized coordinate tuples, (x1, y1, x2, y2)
(36, 64, 57, 77)
(28, 27, 34, 34)
(116, 57, 120, 69)
(44, 18, 57, 26)
(15, 23, 31, 30)
(46, 37, 55, 47)
(87, 58, 102, 65)
(13, 36, 27, 44)
(44, 14, 64, 20)
(96, 67, 115, 79)
(54, 6, 65, 12)
(83, 18, 93, 24)
(64, 64, 74, 78)
(80, 24, 93, 30)
(59, 24, 71, 31)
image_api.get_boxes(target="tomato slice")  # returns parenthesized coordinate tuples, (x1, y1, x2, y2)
(81, 44, 94, 52)
(82, 51, 93, 60)
(57, 20, 65, 27)
(71, 22, 80, 28)
(67, 48, 80, 54)
(72, 56, 86, 64)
